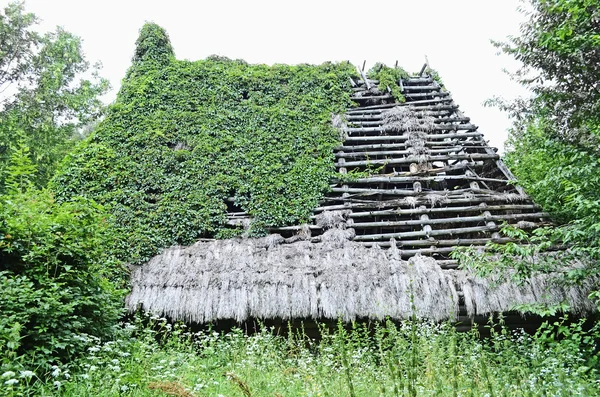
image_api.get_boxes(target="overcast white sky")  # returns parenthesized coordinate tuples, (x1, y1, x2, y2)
(17, 0, 528, 152)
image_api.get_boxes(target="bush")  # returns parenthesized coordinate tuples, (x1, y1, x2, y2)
(0, 189, 123, 374)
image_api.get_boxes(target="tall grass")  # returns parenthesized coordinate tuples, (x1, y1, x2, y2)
(2, 314, 598, 396)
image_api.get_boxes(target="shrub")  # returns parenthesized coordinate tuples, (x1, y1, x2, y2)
(0, 189, 123, 373)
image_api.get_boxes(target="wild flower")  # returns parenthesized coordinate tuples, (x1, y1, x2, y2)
(19, 370, 34, 378)
(2, 371, 16, 378)
(53, 380, 61, 388)
(4, 378, 18, 386)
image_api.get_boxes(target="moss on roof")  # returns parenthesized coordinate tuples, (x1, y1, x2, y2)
(51, 23, 357, 263)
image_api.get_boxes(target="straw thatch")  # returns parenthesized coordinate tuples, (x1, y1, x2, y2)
(126, 236, 597, 324)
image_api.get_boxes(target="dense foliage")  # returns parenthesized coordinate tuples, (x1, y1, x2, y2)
(0, 2, 109, 192)
(5, 316, 599, 396)
(366, 62, 409, 102)
(480, 0, 600, 292)
(0, 186, 122, 374)
(51, 23, 356, 264)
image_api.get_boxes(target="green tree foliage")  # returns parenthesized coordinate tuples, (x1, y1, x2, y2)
(52, 23, 357, 264)
(469, 0, 600, 302)
(0, 1, 109, 191)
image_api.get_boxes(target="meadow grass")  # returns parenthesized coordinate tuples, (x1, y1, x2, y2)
(3, 315, 599, 397)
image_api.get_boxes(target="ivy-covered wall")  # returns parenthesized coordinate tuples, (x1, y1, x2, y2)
(51, 23, 357, 263)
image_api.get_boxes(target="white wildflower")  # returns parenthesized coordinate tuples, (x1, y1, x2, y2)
(1, 371, 16, 378)
(4, 379, 18, 386)
(53, 380, 61, 388)
(19, 370, 34, 378)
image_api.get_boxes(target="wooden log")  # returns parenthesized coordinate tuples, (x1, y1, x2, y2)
(334, 140, 481, 151)
(403, 84, 441, 91)
(405, 91, 450, 98)
(313, 195, 532, 212)
(352, 95, 394, 101)
(347, 117, 471, 126)
(343, 131, 483, 143)
(345, 123, 477, 133)
(350, 212, 547, 229)
(339, 175, 510, 184)
(334, 147, 460, 158)
(357, 65, 371, 89)
(330, 186, 509, 198)
(340, 204, 542, 218)
(352, 222, 541, 241)
(359, 237, 514, 248)
(335, 153, 499, 167)
(402, 77, 433, 85)
(345, 104, 458, 115)
(346, 97, 454, 112)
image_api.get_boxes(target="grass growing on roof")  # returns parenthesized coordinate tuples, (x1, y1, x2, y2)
(51, 23, 357, 264)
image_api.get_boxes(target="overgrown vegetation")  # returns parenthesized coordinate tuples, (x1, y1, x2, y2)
(458, 0, 600, 301)
(2, 1, 600, 395)
(51, 23, 357, 264)
(0, 152, 122, 374)
(366, 62, 409, 102)
(3, 316, 599, 396)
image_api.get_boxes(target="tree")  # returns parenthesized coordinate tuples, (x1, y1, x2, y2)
(493, 0, 600, 144)
(0, 1, 109, 191)
(485, 0, 600, 304)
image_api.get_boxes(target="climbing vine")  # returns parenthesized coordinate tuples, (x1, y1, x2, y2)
(367, 63, 409, 102)
(51, 23, 357, 263)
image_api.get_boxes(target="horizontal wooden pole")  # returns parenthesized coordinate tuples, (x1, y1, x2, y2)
(352, 94, 394, 101)
(346, 97, 454, 113)
(358, 237, 514, 248)
(313, 194, 530, 211)
(335, 147, 461, 158)
(346, 124, 477, 133)
(352, 222, 541, 241)
(405, 91, 450, 98)
(335, 153, 499, 167)
(342, 131, 483, 143)
(402, 84, 440, 91)
(339, 174, 510, 184)
(351, 212, 547, 229)
(347, 117, 471, 126)
(402, 77, 434, 84)
(343, 204, 542, 218)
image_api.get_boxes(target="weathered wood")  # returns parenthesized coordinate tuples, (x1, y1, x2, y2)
(345, 104, 458, 115)
(352, 222, 540, 241)
(350, 212, 547, 229)
(357, 65, 371, 89)
(352, 94, 394, 101)
(402, 77, 433, 85)
(341, 204, 542, 218)
(313, 195, 531, 212)
(330, 186, 509, 198)
(405, 91, 450, 98)
(335, 153, 499, 167)
(343, 131, 483, 143)
(340, 174, 510, 184)
(359, 237, 514, 248)
(345, 123, 477, 133)
(403, 84, 441, 91)
(347, 117, 471, 126)
(335, 147, 460, 158)
(346, 97, 454, 113)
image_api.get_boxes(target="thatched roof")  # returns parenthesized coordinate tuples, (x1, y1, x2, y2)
(126, 235, 597, 323)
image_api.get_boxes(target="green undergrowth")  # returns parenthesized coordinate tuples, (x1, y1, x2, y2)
(5, 315, 599, 396)
(50, 23, 357, 264)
